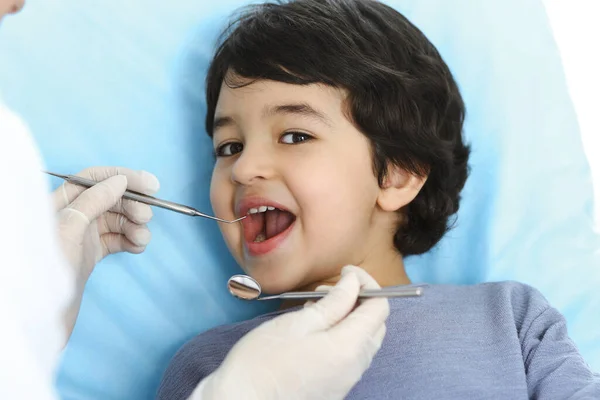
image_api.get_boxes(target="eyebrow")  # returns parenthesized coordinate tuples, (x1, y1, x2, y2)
(213, 102, 332, 134)
(263, 103, 332, 126)
(213, 115, 235, 133)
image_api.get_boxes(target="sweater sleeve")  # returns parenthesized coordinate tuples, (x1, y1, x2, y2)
(156, 333, 223, 400)
(516, 287, 600, 399)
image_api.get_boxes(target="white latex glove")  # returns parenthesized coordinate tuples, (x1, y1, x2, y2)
(190, 265, 390, 400)
(52, 166, 160, 334)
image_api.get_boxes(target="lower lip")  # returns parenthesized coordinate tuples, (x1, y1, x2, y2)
(244, 220, 295, 257)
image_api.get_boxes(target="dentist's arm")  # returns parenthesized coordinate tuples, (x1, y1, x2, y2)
(189, 265, 390, 400)
(0, 103, 160, 397)
(1, 103, 67, 400)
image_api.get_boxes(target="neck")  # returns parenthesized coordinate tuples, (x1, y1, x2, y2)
(280, 250, 410, 310)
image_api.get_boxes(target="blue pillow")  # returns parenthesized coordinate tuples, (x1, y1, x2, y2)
(0, 0, 598, 398)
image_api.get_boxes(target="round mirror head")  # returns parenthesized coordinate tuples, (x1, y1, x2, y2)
(227, 274, 262, 300)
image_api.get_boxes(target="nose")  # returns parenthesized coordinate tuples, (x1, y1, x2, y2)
(230, 143, 276, 186)
(8, 0, 25, 14)
(0, 1, 24, 33)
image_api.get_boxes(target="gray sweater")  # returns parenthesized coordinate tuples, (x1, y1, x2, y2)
(157, 281, 600, 399)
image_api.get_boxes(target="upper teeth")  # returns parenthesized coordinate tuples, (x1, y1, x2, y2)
(248, 206, 276, 214)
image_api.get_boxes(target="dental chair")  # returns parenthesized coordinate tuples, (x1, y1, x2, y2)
(0, 0, 598, 398)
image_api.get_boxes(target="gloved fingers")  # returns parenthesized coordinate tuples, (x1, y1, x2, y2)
(342, 265, 382, 290)
(100, 233, 146, 257)
(353, 324, 387, 374)
(108, 198, 153, 224)
(347, 265, 390, 334)
(60, 175, 128, 224)
(328, 266, 390, 341)
(98, 212, 152, 247)
(303, 285, 332, 309)
(297, 271, 361, 334)
(328, 296, 389, 354)
(56, 207, 93, 243)
(54, 175, 127, 241)
(372, 324, 387, 354)
(53, 167, 160, 211)
(315, 285, 333, 291)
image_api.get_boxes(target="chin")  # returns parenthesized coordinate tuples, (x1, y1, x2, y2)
(245, 265, 305, 295)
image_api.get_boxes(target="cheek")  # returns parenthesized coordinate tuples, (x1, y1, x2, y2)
(210, 168, 241, 249)
(209, 168, 231, 216)
(290, 151, 379, 238)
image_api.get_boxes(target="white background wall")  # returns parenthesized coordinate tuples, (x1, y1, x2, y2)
(544, 0, 600, 228)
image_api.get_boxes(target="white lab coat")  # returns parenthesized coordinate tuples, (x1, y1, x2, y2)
(0, 102, 74, 400)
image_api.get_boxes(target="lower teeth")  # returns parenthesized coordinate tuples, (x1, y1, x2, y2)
(254, 233, 266, 243)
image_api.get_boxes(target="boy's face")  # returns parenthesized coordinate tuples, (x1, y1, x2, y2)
(210, 79, 392, 293)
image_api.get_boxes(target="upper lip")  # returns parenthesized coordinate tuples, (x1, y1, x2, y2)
(236, 196, 294, 218)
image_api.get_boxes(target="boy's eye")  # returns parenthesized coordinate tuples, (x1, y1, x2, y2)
(280, 131, 313, 144)
(216, 142, 244, 157)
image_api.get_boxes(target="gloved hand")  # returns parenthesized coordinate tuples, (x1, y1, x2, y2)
(190, 265, 390, 400)
(52, 166, 160, 334)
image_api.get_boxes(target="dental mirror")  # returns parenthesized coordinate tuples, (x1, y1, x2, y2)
(227, 274, 423, 301)
(227, 275, 263, 300)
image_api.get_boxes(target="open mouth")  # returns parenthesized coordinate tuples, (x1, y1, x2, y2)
(243, 206, 296, 244)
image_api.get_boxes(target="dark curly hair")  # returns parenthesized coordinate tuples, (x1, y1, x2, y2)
(204, 0, 470, 256)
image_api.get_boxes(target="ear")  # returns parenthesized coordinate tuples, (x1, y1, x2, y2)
(377, 164, 427, 212)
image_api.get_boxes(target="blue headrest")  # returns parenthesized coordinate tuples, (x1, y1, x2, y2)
(0, 0, 598, 398)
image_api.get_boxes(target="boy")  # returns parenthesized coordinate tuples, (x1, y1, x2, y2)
(158, 0, 600, 398)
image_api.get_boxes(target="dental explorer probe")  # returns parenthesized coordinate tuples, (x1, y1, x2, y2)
(44, 171, 246, 224)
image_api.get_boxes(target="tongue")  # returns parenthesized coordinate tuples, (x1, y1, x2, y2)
(265, 209, 295, 239)
(247, 212, 265, 242)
